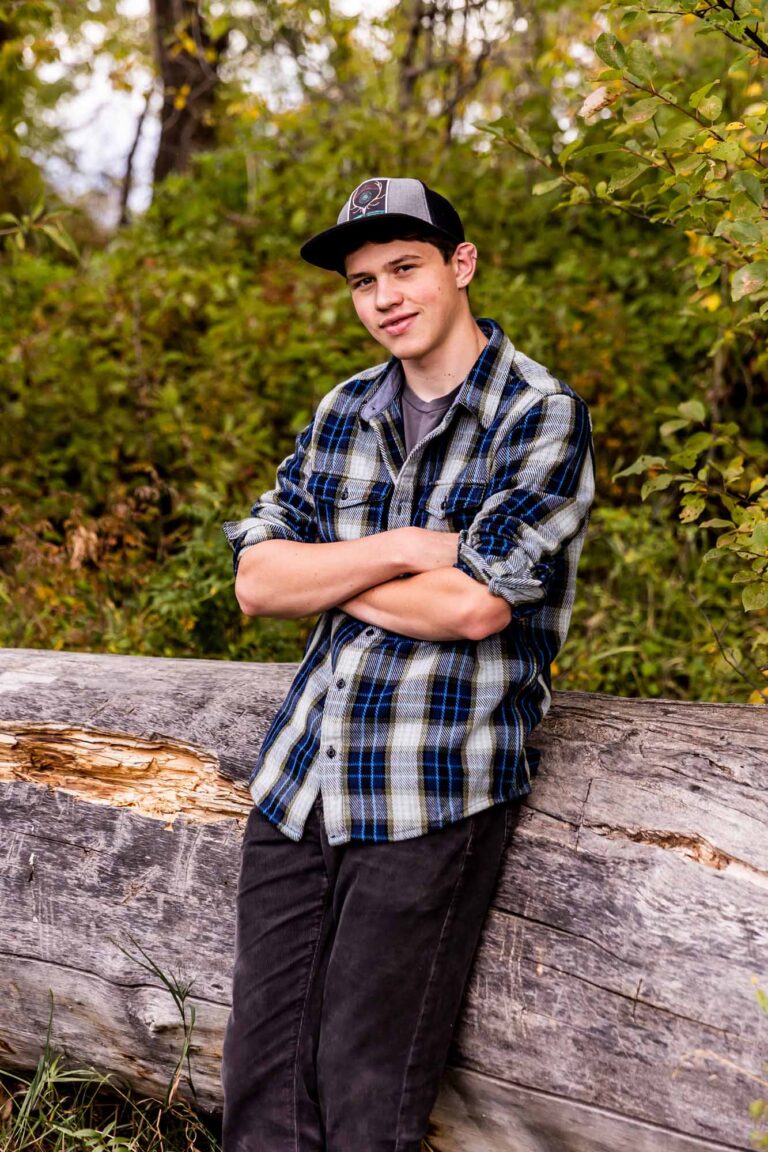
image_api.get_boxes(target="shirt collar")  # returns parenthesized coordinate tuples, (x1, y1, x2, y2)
(358, 319, 516, 431)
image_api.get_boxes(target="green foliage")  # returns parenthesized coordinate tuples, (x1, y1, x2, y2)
(0, 0, 765, 706)
(489, 0, 768, 693)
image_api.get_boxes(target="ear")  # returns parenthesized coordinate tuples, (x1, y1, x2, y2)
(452, 242, 478, 290)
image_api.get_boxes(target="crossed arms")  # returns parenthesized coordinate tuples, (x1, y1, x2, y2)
(227, 391, 595, 644)
(234, 529, 513, 642)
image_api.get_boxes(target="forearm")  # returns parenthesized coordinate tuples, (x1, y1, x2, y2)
(234, 533, 413, 618)
(339, 567, 513, 642)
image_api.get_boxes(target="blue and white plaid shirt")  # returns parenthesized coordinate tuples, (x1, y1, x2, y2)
(223, 319, 595, 844)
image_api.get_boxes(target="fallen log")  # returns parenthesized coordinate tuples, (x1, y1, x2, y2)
(0, 646, 766, 1152)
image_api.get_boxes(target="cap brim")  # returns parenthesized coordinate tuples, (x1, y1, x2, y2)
(300, 215, 459, 275)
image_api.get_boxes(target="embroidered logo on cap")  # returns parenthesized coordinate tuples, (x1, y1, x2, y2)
(349, 179, 388, 219)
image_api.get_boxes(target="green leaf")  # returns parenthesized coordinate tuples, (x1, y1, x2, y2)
(729, 191, 762, 221)
(715, 220, 762, 245)
(607, 164, 648, 192)
(626, 41, 656, 83)
(708, 139, 743, 164)
(731, 262, 768, 302)
(683, 431, 715, 454)
(641, 473, 676, 499)
(700, 518, 734, 529)
(743, 582, 768, 611)
(660, 417, 692, 436)
(695, 263, 721, 288)
(656, 120, 701, 149)
(680, 496, 706, 522)
(532, 176, 566, 196)
(678, 399, 707, 423)
(731, 171, 764, 207)
(747, 523, 768, 553)
(698, 94, 723, 121)
(624, 97, 660, 124)
(613, 455, 666, 481)
(557, 139, 583, 166)
(689, 80, 720, 110)
(595, 33, 626, 70)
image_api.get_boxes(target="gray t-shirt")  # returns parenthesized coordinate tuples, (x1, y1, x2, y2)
(401, 379, 463, 456)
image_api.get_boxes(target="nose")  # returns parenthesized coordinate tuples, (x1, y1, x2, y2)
(374, 274, 403, 311)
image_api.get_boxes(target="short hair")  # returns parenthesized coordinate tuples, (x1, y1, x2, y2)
(343, 218, 459, 268)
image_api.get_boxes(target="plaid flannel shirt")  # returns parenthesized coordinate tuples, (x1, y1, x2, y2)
(223, 319, 595, 844)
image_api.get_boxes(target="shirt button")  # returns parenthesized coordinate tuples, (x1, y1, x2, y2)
(327, 746, 336, 758)
(340, 486, 348, 499)
(336, 678, 346, 689)
(365, 627, 376, 636)
(397, 502, 404, 514)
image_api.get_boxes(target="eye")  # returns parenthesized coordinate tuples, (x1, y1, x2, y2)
(351, 276, 374, 290)
(395, 263, 415, 273)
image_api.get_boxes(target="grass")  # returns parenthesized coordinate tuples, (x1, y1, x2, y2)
(0, 945, 221, 1152)
(0, 1042, 221, 1152)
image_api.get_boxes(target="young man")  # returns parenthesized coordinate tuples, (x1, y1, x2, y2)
(221, 176, 595, 1152)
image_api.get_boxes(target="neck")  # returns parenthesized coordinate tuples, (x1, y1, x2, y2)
(401, 313, 488, 401)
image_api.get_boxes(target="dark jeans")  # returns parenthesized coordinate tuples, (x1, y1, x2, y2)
(221, 792, 523, 1152)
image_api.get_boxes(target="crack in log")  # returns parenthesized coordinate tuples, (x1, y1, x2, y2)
(493, 905, 631, 968)
(0, 722, 251, 826)
(530, 959, 732, 1038)
(0, 949, 230, 1007)
(446, 1062, 750, 1152)
(589, 822, 768, 890)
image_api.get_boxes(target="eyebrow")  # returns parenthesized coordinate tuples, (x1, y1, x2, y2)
(346, 253, 425, 283)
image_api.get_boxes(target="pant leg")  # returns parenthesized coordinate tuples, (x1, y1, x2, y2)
(316, 798, 520, 1152)
(221, 799, 338, 1152)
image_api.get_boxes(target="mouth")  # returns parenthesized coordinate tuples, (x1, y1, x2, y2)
(380, 313, 417, 336)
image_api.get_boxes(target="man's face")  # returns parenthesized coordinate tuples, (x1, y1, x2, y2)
(344, 238, 474, 366)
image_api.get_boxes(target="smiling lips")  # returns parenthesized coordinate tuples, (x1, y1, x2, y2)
(380, 313, 418, 336)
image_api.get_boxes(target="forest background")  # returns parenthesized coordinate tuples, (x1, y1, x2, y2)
(1, 0, 767, 705)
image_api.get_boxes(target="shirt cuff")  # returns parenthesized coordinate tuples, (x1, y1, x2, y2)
(221, 520, 302, 576)
(453, 530, 547, 608)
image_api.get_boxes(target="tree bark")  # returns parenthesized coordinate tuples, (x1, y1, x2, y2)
(0, 647, 767, 1151)
(149, 0, 227, 186)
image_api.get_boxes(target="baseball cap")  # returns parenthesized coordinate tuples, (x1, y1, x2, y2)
(300, 177, 465, 275)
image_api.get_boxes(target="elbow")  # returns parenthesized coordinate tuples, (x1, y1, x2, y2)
(234, 564, 269, 617)
(235, 581, 260, 617)
(460, 590, 513, 641)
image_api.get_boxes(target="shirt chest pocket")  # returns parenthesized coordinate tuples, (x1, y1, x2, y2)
(308, 474, 392, 543)
(418, 481, 487, 532)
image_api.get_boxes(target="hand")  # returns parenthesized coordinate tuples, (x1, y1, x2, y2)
(394, 527, 460, 574)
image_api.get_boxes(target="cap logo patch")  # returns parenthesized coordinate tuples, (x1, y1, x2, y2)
(350, 179, 388, 218)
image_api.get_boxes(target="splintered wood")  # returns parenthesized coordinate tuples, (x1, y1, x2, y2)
(0, 722, 250, 824)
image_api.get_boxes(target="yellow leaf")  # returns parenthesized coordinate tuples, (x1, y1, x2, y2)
(724, 121, 746, 131)
(746, 82, 763, 96)
(748, 688, 768, 705)
(550, 661, 560, 678)
(702, 292, 721, 312)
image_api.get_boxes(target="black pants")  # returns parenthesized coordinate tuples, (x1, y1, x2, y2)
(221, 792, 522, 1152)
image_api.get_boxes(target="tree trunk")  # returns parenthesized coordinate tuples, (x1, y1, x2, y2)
(149, 0, 226, 186)
(1, 647, 767, 1151)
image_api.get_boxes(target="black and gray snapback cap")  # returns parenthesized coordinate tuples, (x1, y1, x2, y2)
(300, 177, 465, 275)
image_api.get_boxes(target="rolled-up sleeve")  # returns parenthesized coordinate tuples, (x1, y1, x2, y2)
(222, 422, 316, 576)
(454, 393, 594, 609)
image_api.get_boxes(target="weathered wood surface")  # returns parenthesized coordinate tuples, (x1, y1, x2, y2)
(0, 646, 767, 1152)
